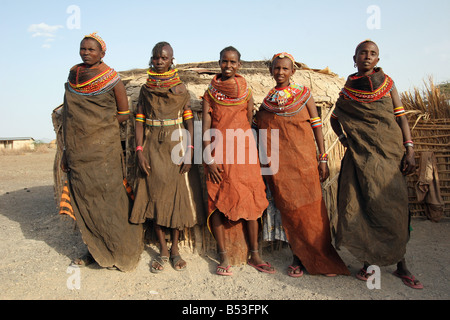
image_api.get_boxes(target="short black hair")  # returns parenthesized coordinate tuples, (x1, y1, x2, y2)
(220, 46, 241, 61)
(152, 41, 172, 58)
(354, 40, 379, 55)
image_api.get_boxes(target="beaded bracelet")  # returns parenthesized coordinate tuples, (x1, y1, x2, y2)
(136, 146, 143, 152)
(403, 140, 414, 148)
(117, 110, 130, 115)
(251, 118, 258, 129)
(135, 113, 145, 123)
(318, 153, 328, 162)
(310, 117, 322, 129)
(183, 110, 194, 121)
(394, 106, 406, 117)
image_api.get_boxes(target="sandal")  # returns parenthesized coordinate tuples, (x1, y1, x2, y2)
(151, 256, 169, 273)
(216, 265, 233, 276)
(247, 261, 276, 274)
(355, 268, 374, 281)
(287, 265, 303, 278)
(170, 254, 187, 271)
(72, 252, 95, 267)
(393, 270, 424, 289)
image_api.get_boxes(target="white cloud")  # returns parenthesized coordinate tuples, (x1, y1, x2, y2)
(27, 23, 63, 48)
(28, 23, 63, 37)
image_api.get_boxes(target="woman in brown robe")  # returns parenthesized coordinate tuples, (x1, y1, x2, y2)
(331, 40, 423, 289)
(61, 33, 144, 272)
(129, 42, 204, 273)
(255, 52, 350, 277)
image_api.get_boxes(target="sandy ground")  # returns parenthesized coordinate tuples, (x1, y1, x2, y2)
(0, 149, 449, 305)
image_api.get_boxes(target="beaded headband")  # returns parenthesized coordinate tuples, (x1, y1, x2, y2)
(84, 32, 107, 52)
(271, 52, 295, 65)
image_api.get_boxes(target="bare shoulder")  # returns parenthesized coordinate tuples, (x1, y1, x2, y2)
(171, 83, 187, 94)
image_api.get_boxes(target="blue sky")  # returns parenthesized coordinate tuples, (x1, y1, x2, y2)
(1, 0, 449, 141)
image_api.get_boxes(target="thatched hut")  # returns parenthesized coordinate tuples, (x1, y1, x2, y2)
(52, 60, 348, 264)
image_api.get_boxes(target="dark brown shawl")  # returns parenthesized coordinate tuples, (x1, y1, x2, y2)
(334, 69, 409, 266)
(63, 75, 144, 272)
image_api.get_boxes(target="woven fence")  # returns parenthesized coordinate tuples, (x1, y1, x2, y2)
(401, 78, 450, 221)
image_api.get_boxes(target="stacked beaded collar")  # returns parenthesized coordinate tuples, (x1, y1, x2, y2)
(261, 83, 311, 116)
(341, 68, 394, 103)
(206, 74, 252, 106)
(68, 63, 120, 96)
(146, 68, 182, 89)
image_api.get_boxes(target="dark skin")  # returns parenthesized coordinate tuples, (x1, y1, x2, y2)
(202, 50, 274, 274)
(271, 57, 331, 276)
(135, 44, 194, 271)
(61, 38, 129, 174)
(330, 41, 421, 287)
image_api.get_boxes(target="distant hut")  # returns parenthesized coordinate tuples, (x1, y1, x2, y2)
(0, 137, 35, 151)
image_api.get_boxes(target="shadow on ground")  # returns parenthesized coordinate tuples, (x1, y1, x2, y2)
(0, 186, 85, 260)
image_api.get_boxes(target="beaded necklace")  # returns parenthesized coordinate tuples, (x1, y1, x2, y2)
(146, 68, 182, 88)
(341, 71, 394, 103)
(206, 75, 252, 106)
(68, 65, 120, 96)
(261, 83, 311, 116)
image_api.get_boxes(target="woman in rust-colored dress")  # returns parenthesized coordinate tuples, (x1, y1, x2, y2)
(255, 52, 349, 277)
(202, 47, 270, 276)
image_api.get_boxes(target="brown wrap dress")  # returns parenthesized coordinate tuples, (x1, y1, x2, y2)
(129, 83, 205, 229)
(63, 63, 144, 272)
(334, 69, 410, 266)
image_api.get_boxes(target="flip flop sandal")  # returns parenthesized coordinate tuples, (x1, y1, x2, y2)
(393, 271, 424, 289)
(170, 254, 187, 271)
(72, 252, 95, 268)
(247, 261, 276, 274)
(287, 265, 304, 278)
(355, 268, 373, 281)
(216, 265, 233, 276)
(151, 256, 169, 273)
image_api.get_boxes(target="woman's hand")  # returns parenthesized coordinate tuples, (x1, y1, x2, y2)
(318, 162, 330, 182)
(179, 162, 192, 174)
(207, 162, 224, 184)
(179, 148, 193, 174)
(137, 151, 151, 176)
(401, 149, 416, 176)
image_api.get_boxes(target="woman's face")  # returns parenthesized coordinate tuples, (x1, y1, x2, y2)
(219, 50, 241, 81)
(354, 42, 380, 74)
(79, 38, 105, 67)
(151, 45, 173, 73)
(271, 57, 295, 88)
